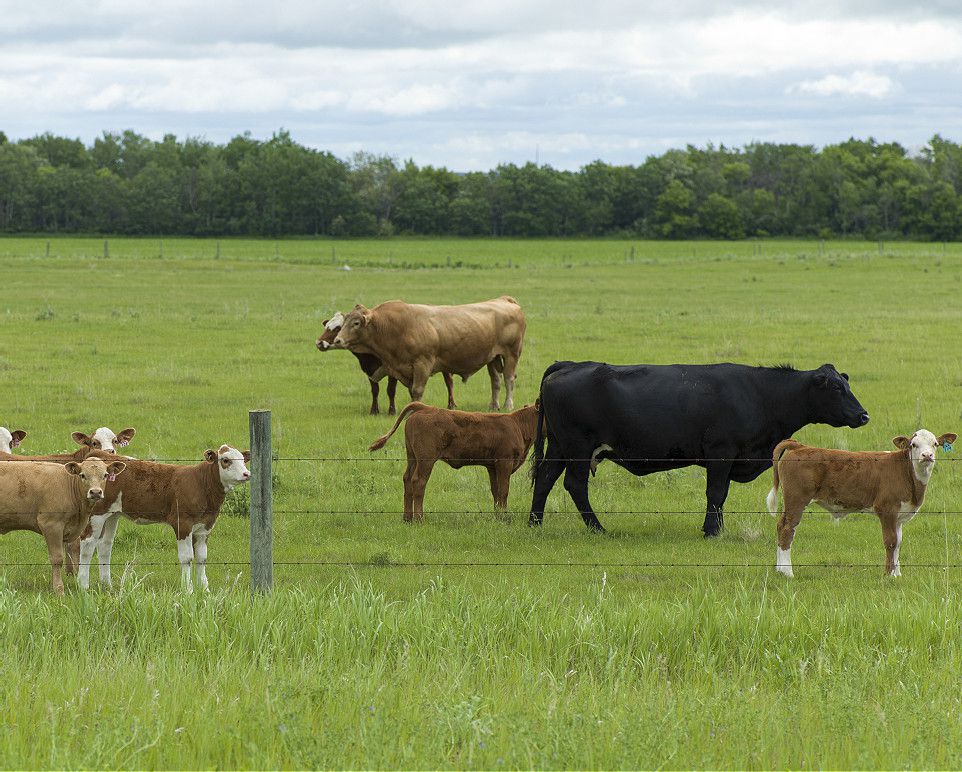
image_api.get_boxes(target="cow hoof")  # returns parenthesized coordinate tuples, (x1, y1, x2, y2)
(388, 408, 396, 416)
(527, 517, 543, 527)
(703, 529, 722, 538)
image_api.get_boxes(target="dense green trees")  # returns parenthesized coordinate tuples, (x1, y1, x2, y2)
(0, 129, 960, 239)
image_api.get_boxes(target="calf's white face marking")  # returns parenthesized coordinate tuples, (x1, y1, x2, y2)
(72, 426, 136, 452)
(0, 427, 25, 454)
(206, 444, 252, 492)
(893, 429, 955, 485)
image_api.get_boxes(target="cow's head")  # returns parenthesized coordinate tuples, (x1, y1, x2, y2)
(64, 457, 127, 502)
(316, 311, 345, 351)
(204, 444, 252, 492)
(331, 304, 372, 349)
(71, 427, 136, 453)
(0, 427, 26, 454)
(808, 364, 870, 429)
(893, 430, 958, 483)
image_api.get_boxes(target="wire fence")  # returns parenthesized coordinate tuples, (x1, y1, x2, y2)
(3, 441, 962, 577)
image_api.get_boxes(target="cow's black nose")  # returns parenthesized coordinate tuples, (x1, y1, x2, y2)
(859, 412, 870, 426)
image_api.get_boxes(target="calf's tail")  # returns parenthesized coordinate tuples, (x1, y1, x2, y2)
(368, 402, 430, 451)
(767, 439, 802, 516)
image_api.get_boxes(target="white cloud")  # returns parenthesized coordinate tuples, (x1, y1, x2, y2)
(2, 2, 962, 168)
(792, 71, 898, 98)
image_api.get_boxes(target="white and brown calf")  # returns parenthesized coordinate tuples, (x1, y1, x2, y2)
(78, 445, 251, 592)
(71, 427, 136, 453)
(767, 430, 957, 577)
(0, 457, 127, 592)
(0, 427, 26, 454)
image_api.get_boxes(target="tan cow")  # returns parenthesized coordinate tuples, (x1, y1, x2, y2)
(766, 429, 957, 577)
(333, 296, 526, 411)
(0, 427, 26, 454)
(317, 312, 456, 414)
(0, 457, 126, 592)
(369, 401, 540, 521)
(77, 445, 251, 592)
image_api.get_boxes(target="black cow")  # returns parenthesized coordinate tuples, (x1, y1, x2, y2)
(529, 361, 869, 536)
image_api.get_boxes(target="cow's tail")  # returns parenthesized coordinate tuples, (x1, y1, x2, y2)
(368, 402, 430, 452)
(529, 395, 547, 485)
(767, 439, 802, 516)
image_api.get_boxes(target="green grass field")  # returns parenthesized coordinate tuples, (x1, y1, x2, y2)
(1, 236, 961, 768)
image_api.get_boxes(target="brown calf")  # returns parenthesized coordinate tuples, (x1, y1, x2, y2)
(0, 457, 126, 592)
(369, 401, 540, 521)
(767, 429, 957, 577)
(77, 445, 251, 592)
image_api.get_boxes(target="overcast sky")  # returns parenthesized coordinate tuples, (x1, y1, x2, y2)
(2, 1, 961, 170)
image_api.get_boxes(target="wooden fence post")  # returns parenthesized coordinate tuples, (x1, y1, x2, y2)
(249, 409, 273, 592)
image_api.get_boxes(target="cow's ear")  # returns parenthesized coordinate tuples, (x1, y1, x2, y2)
(10, 430, 25, 446)
(64, 461, 82, 476)
(892, 436, 911, 449)
(72, 431, 92, 447)
(242, 450, 252, 463)
(204, 449, 218, 463)
(352, 303, 367, 312)
(937, 433, 958, 446)
(107, 461, 127, 477)
(840, 372, 849, 381)
(116, 428, 136, 447)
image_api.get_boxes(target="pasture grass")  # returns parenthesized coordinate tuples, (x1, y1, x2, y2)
(1, 236, 962, 768)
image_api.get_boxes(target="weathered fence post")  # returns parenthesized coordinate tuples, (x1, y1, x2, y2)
(249, 409, 273, 593)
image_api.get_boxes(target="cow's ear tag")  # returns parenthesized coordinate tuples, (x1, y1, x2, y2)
(943, 442, 953, 453)
(108, 473, 117, 482)
(119, 440, 129, 447)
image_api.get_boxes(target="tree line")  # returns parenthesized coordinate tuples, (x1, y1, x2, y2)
(1, 129, 961, 239)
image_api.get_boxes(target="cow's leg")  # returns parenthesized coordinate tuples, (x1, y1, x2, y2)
(387, 377, 398, 415)
(775, 496, 807, 578)
(409, 459, 435, 522)
(174, 524, 195, 593)
(408, 363, 431, 403)
(402, 460, 416, 522)
(78, 514, 109, 590)
(192, 525, 210, 592)
(64, 537, 81, 576)
(702, 462, 733, 537)
(369, 378, 381, 415)
(501, 353, 520, 412)
(41, 524, 67, 594)
(443, 372, 456, 410)
(486, 361, 502, 412)
(563, 460, 605, 532)
(529, 454, 565, 526)
(96, 513, 121, 587)
(488, 461, 512, 510)
(880, 515, 900, 577)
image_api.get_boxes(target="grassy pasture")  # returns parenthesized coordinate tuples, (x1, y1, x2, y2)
(1, 236, 962, 768)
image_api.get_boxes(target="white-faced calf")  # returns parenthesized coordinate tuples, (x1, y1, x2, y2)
(72, 427, 136, 453)
(77, 444, 251, 592)
(767, 429, 957, 577)
(0, 427, 26, 454)
(369, 401, 539, 521)
(0, 457, 127, 592)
